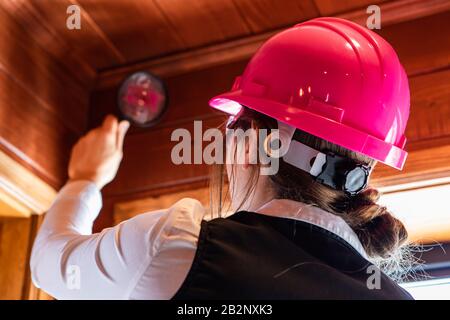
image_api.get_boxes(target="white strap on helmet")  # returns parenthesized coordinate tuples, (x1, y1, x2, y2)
(265, 121, 370, 195)
(264, 120, 326, 176)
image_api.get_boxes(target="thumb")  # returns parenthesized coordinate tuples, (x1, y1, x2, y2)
(117, 120, 130, 150)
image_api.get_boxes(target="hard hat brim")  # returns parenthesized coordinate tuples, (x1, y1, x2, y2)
(209, 91, 407, 170)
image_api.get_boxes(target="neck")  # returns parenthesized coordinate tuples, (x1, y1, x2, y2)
(240, 174, 275, 212)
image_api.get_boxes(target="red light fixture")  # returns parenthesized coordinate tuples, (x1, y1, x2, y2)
(118, 71, 168, 127)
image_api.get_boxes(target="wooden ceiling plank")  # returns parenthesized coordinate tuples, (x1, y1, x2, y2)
(231, 0, 319, 33)
(77, 0, 187, 64)
(26, 0, 125, 71)
(95, 0, 450, 90)
(154, 0, 251, 49)
(71, 0, 126, 65)
(0, 0, 96, 88)
(314, 0, 388, 16)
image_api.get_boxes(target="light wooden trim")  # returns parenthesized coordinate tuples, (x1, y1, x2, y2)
(0, 149, 56, 216)
(371, 135, 450, 191)
(95, 0, 450, 89)
(0, 189, 33, 218)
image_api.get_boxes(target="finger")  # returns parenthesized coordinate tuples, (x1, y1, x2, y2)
(103, 115, 118, 133)
(116, 120, 130, 150)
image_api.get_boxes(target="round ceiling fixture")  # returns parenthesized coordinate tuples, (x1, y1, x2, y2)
(117, 71, 168, 127)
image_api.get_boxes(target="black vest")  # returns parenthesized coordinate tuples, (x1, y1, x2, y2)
(173, 211, 413, 300)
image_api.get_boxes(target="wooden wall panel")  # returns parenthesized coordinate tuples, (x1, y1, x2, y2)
(90, 59, 247, 201)
(0, 214, 53, 300)
(378, 10, 450, 76)
(114, 187, 210, 224)
(23, 215, 54, 300)
(84, 8, 450, 231)
(0, 4, 91, 188)
(90, 60, 247, 130)
(91, 62, 449, 204)
(372, 136, 450, 188)
(406, 69, 450, 142)
(102, 117, 223, 198)
(0, 217, 31, 299)
(0, 70, 77, 187)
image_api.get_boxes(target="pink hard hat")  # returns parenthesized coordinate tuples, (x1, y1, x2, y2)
(209, 17, 410, 170)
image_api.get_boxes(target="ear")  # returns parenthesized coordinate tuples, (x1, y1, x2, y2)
(243, 121, 259, 169)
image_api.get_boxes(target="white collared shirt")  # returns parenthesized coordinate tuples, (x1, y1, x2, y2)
(30, 180, 368, 300)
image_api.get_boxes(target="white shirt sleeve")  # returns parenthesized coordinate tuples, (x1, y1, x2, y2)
(30, 180, 205, 300)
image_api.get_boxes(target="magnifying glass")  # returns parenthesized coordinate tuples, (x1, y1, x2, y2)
(117, 71, 168, 127)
